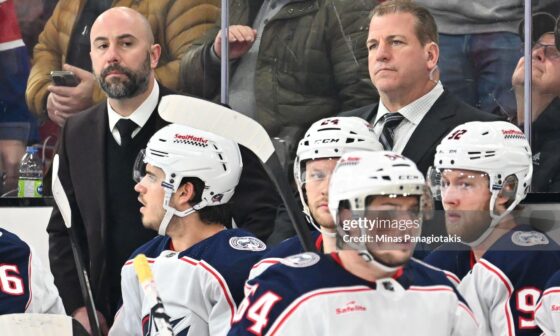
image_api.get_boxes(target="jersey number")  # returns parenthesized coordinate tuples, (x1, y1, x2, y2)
(447, 129, 467, 140)
(516, 287, 541, 329)
(233, 284, 282, 336)
(0, 264, 24, 295)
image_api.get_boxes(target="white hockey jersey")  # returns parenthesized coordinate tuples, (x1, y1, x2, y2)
(536, 270, 560, 336)
(426, 225, 560, 336)
(228, 252, 478, 336)
(0, 228, 64, 314)
(110, 229, 267, 336)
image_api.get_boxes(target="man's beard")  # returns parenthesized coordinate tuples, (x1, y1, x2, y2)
(98, 52, 151, 99)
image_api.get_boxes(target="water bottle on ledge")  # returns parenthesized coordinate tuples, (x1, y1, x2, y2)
(17, 146, 43, 198)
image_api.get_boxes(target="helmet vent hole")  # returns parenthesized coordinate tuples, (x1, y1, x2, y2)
(334, 149, 339, 153)
(346, 138, 355, 144)
(450, 160, 455, 164)
(222, 164, 227, 171)
(484, 151, 496, 158)
(482, 131, 489, 135)
(382, 176, 391, 181)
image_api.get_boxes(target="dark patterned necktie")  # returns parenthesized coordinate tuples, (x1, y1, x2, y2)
(379, 112, 404, 150)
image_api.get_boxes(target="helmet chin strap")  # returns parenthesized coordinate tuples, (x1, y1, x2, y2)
(464, 191, 519, 247)
(358, 251, 400, 273)
(157, 189, 208, 236)
(305, 210, 337, 238)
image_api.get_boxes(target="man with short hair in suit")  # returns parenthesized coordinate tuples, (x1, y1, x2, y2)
(341, 0, 499, 176)
(47, 7, 280, 334)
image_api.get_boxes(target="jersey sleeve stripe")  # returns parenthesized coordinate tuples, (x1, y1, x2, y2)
(251, 258, 282, 270)
(408, 285, 454, 292)
(478, 259, 515, 336)
(179, 256, 236, 324)
(542, 288, 560, 296)
(458, 302, 479, 327)
(478, 259, 514, 295)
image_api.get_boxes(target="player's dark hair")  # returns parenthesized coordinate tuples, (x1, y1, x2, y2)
(181, 177, 232, 228)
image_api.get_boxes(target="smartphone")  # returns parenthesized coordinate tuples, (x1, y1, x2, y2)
(50, 70, 79, 87)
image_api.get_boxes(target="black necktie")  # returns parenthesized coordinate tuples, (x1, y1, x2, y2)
(379, 112, 404, 150)
(115, 119, 138, 147)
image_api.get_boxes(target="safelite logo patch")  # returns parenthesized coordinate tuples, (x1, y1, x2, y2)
(335, 301, 367, 315)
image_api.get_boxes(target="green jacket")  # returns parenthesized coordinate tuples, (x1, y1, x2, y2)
(182, 0, 378, 136)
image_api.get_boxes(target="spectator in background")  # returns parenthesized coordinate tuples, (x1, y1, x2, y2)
(0, 0, 40, 194)
(512, 12, 560, 192)
(47, 7, 280, 333)
(182, 0, 378, 150)
(416, 0, 559, 119)
(14, 0, 57, 56)
(25, 0, 220, 127)
(341, 0, 498, 176)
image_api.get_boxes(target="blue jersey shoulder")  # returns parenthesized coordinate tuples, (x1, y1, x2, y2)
(406, 258, 470, 306)
(483, 226, 560, 280)
(129, 229, 267, 305)
(261, 231, 321, 259)
(424, 242, 472, 280)
(545, 269, 560, 289)
(180, 229, 267, 304)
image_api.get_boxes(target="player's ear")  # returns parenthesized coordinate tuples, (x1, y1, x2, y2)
(176, 182, 196, 207)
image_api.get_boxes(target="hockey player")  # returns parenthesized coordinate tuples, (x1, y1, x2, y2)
(535, 270, 560, 335)
(109, 124, 268, 336)
(0, 228, 64, 314)
(425, 121, 560, 335)
(250, 117, 382, 277)
(228, 151, 478, 336)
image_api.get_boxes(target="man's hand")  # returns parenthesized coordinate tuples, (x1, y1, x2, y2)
(72, 306, 109, 336)
(47, 64, 96, 126)
(213, 25, 257, 60)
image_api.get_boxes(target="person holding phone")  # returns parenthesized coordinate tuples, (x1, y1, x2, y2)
(25, 0, 220, 127)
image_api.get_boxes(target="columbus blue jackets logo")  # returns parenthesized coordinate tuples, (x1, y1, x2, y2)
(281, 252, 320, 268)
(511, 231, 549, 247)
(229, 237, 267, 251)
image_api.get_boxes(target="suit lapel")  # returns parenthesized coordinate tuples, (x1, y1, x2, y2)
(402, 92, 456, 164)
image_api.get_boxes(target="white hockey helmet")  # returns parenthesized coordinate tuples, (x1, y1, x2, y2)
(294, 117, 383, 233)
(329, 151, 431, 272)
(429, 121, 532, 245)
(134, 123, 243, 235)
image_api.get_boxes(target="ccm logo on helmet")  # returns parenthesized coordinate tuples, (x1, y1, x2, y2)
(314, 139, 340, 144)
(174, 133, 208, 144)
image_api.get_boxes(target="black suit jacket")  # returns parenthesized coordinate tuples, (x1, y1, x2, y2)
(47, 85, 281, 318)
(340, 90, 501, 175)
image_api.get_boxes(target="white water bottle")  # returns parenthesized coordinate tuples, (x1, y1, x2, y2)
(17, 146, 43, 197)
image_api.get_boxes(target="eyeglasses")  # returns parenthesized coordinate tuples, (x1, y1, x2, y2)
(530, 42, 560, 60)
